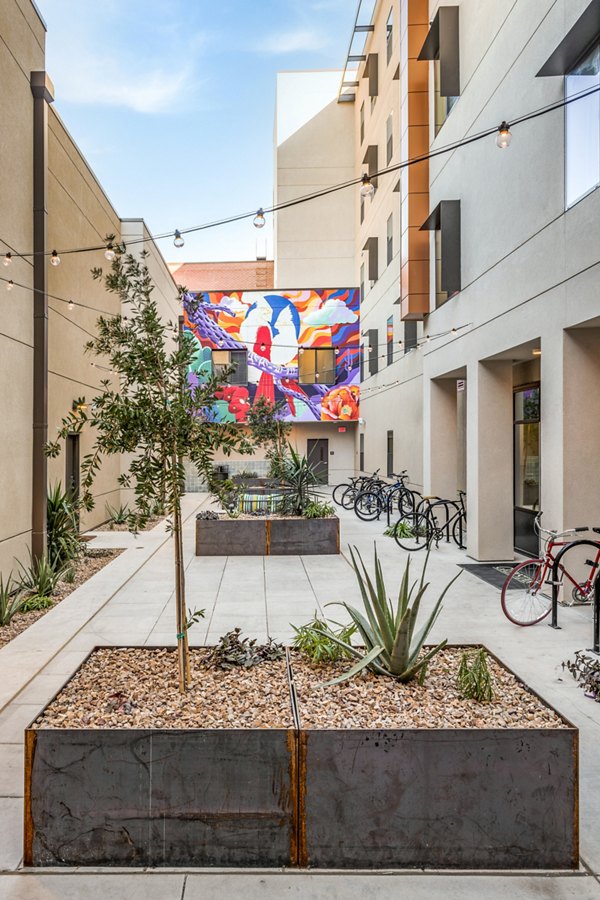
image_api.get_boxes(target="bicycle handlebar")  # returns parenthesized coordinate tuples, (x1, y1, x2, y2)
(535, 511, 596, 539)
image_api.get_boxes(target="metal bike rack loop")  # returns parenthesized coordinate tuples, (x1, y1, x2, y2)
(549, 539, 600, 629)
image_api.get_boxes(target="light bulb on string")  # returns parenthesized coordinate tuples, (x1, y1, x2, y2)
(334, 348, 340, 355)
(253, 209, 266, 229)
(68, 300, 74, 310)
(360, 174, 375, 198)
(173, 230, 185, 248)
(496, 121, 512, 149)
(426, 334, 431, 342)
(6, 280, 14, 291)
(451, 327, 457, 335)
(104, 243, 116, 262)
(3, 253, 11, 267)
(368, 344, 373, 352)
(299, 346, 304, 355)
(50, 250, 61, 267)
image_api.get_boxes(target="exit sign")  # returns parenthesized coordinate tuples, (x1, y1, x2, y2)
(338, 427, 346, 433)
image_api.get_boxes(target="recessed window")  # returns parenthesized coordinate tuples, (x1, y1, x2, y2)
(387, 430, 394, 477)
(421, 200, 461, 308)
(360, 192, 365, 225)
(386, 213, 393, 265)
(387, 315, 394, 366)
(360, 262, 365, 302)
(404, 320, 418, 352)
(418, 7, 460, 135)
(386, 113, 394, 164)
(298, 348, 336, 385)
(368, 329, 378, 376)
(386, 9, 393, 65)
(363, 237, 379, 283)
(565, 40, 600, 207)
(360, 101, 365, 145)
(212, 349, 247, 385)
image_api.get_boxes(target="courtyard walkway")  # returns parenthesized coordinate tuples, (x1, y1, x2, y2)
(0, 494, 599, 898)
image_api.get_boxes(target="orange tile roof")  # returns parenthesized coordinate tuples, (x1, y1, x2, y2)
(168, 260, 274, 292)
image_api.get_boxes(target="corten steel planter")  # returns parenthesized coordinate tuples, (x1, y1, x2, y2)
(24, 650, 298, 868)
(24, 646, 578, 869)
(290, 651, 579, 871)
(195, 516, 339, 556)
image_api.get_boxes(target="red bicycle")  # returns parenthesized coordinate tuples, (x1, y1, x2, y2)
(501, 512, 600, 626)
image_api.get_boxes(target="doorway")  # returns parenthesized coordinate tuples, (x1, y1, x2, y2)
(513, 384, 540, 556)
(307, 438, 329, 484)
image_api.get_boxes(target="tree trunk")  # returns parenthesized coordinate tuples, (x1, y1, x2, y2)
(172, 453, 187, 693)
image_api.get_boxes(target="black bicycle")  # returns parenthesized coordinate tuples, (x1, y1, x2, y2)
(354, 471, 415, 522)
(394, 491, 467, 551)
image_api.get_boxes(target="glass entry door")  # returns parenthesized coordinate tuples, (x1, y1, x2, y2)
(514, 385, 540, 556)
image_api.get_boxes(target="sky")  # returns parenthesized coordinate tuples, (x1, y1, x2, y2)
(35, 0, 355, 264)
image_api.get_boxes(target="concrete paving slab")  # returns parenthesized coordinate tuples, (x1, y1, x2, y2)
(0, 873, 186, 898)
(183, 872, 599, 900)
(0, 798, 23, 869)
(0, 744, 23, 797)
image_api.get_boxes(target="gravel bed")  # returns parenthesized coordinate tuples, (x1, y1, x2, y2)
(0, 549, 123, 649)
(291, 648, 566, 730)
(35, 648, 293, 730)
(92, 516, 164, 533)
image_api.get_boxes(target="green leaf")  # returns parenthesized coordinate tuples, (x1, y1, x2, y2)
(317, 644, 385, 687)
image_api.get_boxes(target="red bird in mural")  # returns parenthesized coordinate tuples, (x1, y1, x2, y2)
(279, 378, 310, 417)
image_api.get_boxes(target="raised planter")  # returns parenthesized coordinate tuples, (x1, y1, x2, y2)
(195, 515, 340, 556)
(24, 645, 578, 869)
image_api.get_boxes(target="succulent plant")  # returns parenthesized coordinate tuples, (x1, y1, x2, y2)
(316, 546, 460, 686)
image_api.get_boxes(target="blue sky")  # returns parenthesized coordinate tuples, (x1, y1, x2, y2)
(36, 0, 354, 263)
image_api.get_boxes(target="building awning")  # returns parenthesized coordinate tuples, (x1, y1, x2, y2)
(537, 0, 600, 76)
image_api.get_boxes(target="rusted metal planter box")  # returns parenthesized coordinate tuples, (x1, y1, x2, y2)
(195, 516, 339, 556)
(25, 726, 297, 867)
(296, 727, 578, 869)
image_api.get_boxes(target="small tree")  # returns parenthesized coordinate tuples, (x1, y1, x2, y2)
(245, 396, 292, 479)
(46, 248, 254, 692)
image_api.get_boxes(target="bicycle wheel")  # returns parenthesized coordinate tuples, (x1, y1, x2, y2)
(500, 559, 551, 626)
(393, 487, 415, 517)
(341, 486, 358, 510)
(452, 515, 467, 549)
(354, 491, 383, 521)
(332, 483, 350, 506)
(394, 513, 432, 551)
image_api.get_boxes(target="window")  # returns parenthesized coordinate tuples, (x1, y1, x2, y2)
(386, 113, 394, 164)
(367, 53, 379, 109)
(387, 316, 394, 365)
(368, 329, 378, 376)
(386, 213, 393, 265)
(360, 343, 365, 382)
(420, 200, 461, 308)
(212, 349, 247, 385)
(387, 430, 394, 477)
(363, 236, 379, 283)
(360, 262, 365, 302)
(360, 192, 365, 225)
(360, 101, 365, 145)
(418, 7, 460, 135)
(404, 320, 417, 352)
(359, 432, 365, 472)
(386, 9, 393, 65)
(298, 348, 336, 385)
(565, 41, 600, 207)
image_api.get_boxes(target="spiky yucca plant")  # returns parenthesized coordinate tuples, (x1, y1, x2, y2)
(318, 546, 460, 685)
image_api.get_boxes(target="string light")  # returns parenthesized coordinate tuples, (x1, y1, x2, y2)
(496, 121, 512, 149)
(451, 327, 457, 335)
(253, 209, 266, 229)
(360, 174, 375, 198)
(173, 230, 185, 249)
(68, 299, 74, 310)
(104, 243, 116, 261)
(6, 280, 14, 291)
(50, 250, 61, 267)
(3, 253, 11, 267)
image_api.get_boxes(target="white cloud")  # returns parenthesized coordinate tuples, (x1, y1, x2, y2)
(261, 28, 329, 54)
(304, 298, 358, 327)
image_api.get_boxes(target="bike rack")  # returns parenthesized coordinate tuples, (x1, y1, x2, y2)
(591, 571, 600, 655)
(549, 539, 600, 629)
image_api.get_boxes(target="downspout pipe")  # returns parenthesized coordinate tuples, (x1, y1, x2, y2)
(30, 71, 54, 562)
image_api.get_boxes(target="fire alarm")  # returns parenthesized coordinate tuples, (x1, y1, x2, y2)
(338, 426, 346, 433)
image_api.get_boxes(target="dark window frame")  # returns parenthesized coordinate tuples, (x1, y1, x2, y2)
(420, 199, 461, 307)
(298, 347, 336, 386)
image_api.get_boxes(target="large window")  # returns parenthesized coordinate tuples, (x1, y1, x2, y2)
(387, 213, 393, 265)
(565, 40, 600, 207)
(418, 7, 460, 135)
(298, 348, 336, 385)
(212, 349, 247, 385)
(360, 101, 365, 145)
(386, 113, 394, 164)
(387, 315, 394, 365)
(386, 9, 393, 65)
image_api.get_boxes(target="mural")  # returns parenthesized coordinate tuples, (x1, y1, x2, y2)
(182, 288, 360, 424)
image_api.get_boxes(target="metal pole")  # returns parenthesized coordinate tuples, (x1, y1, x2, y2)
(30, 72, 54, 562)
(593, 572, 600, 655)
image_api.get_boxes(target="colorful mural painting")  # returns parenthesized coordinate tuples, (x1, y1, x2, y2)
(182, 288, 360, 424)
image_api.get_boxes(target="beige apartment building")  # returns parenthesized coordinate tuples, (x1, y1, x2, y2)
(274, 0, 600, 561)
(0, 0, 179, 578)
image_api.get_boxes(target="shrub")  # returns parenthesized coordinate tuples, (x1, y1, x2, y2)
(208, 628, 285, 670)
(0, 575, 26, 626)
(303, 500, 335, 519)
(106, 502, 130, 527)
(15, 553, 68, 602)
(47, 482, 82, 568)
(457, 648, 494, 702)
(292, 615, 356, 662)
(564, 651, 600, 702)
(278, 444, 318, 516)
(316, 546, 460, 686)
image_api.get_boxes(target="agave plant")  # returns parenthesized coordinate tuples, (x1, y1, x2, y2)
(317, 546, 461, 685)
(278, 443, 318, 516)
(47, 482, 82, 568)
(15, 552, 69, 602)
(0, 575, 26, 626)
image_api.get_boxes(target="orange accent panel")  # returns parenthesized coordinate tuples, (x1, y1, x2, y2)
(408, 158, 430, 193)
(406, 59, 429, 92)
(408, 91, 429, 126)
(406, 191, 430, 227)
(408, 226, 430, 261)
(406, 124, 429, 158)
(408, 24, 430, 58)
(401, 293, 430, 320)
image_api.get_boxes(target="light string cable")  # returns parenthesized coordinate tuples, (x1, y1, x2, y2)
(2, 82, 599, 262)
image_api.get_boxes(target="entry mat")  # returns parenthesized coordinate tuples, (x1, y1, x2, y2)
(458, 563, 522, 590)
